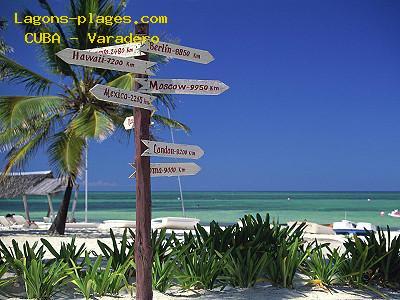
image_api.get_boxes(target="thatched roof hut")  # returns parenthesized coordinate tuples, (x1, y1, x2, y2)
(0, 171, 67, 221)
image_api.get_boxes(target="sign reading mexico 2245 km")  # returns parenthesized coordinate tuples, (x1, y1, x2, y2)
(140, 41, 214, 64)
(90, 84, 156, 111)
(136, 78, 229, 95)
(141, 140, 204, 159)
(130, 162, 201, 178)
(56, 48, 155, 75)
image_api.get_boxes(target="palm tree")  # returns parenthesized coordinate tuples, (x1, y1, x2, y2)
(0, 0, 188, 234)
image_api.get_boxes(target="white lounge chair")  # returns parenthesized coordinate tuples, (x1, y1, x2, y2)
(13, 215, 27, 225)
(98, 220, 136, 230)
(0, 216, 11, 227)
(151, 217, 200, 230)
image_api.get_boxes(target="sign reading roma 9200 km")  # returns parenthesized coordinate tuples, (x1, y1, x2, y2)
(129, 162, 201, 178)
(141, 140, 204, 159)
(90, 84, 156, 111)
(136, 78, 229, 95)
(140, 41, 214, 64)
(56, 48, 155, 75)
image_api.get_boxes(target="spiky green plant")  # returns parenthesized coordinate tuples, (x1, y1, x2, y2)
(303, 246, 345, 289)
(0, 239, 45, 275)
(0, 0, 189, 235)
(14, 258, 72, 299)
(96, 228, 135, 278)
(41, 237, 86, 267)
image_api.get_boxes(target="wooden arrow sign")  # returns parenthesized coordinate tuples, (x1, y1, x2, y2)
(141, 140, 204, 159)
(139, 41, 214, 64)
(85, 43, 144, 57)
(90, 84, 156, 111)
(129, 162, 201, 178)
(124, 116, 135, 130)
(56, 48, 155, 75)
(136, 79, 229, 95)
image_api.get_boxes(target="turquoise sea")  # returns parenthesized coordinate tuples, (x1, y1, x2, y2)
(0, 192, 399, 228)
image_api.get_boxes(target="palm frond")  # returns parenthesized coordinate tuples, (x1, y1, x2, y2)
(2, 121, 52, 174)
(48, 130, 85, 179)
(0, 55, 53, 94)
(0, 95, 65, 128)
(70, 105, 115, 141)
(152, 114, 190, 133)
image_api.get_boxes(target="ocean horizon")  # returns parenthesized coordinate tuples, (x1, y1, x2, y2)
(1, 191, 399, 228)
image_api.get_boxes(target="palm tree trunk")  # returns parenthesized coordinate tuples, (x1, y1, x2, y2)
(48, 176, 73, 235)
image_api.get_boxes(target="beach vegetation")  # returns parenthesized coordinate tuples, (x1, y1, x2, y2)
(0, 239, 45, 275)
(40, 236, 86, 267)
(303, 246, 345, 289)
(70, 254, 132, 298)
(96, 228, 135, 278)
(14, 258, 71, 299)
(152, 249, 177, 292)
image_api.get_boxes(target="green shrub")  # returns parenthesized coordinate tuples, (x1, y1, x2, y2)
(14, 258, 71, 299)
(221, 247, 270, 288)
(97, 229, 135, 278)
(41, 237, 85, 267)
(0, 239, 45, 275)
(303, 246, 345, 288)
(0, 264, 16, 288)
(152, 250, 177, 293)
(70, 254, 131, 298)
(175, 246, 225, 290)
(265, 237, 310, 288)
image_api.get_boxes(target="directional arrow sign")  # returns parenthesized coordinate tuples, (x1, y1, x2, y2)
(136, 79, 229, 95)
(124, 116, 135, 130)
(90, 84, 156, 111)
(85, 43, 144, 57)
(56, 48, 155, 75)
(140, 41, 214, 64)
(129, 162, 201, 178)
(141, 140, 204, 159)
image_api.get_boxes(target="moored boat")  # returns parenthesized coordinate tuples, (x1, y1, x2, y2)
(388, 209, 400, 218)
(333, 220, 376, 235)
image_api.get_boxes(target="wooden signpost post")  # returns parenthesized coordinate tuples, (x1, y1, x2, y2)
(133, 23, 152, 300)
(140, 41, 214, 64)
(56, 48, 155, 75)
(136, 78, 229, 95)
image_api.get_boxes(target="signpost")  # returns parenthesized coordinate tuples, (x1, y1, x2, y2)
(140, 41, 214, 64)
(141, 140, 204, 159)
(129, 162, 201, 178)
(85, 42, 144, 57)
(136, 78, 229, 95)
(133, 23, 152, 300)
(56, 48, 155, 75)
(123, 116, 135, 130)
(89, 84, 156, 111)
(57, 23, 229, 300)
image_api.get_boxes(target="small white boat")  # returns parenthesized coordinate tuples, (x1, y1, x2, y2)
(388, 209, 400, 218)
(333, 220, 376, 235)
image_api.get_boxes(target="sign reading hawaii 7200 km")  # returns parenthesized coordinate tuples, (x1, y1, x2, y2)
(56, 48, 155, 75)
(140, 41, 214, 64)
(90, 84, 156, 111)
(141, 140, 204, 159)
(136, 78, 229, 95)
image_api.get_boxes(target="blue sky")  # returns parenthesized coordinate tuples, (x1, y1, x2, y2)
(1, 0, 399, 191)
